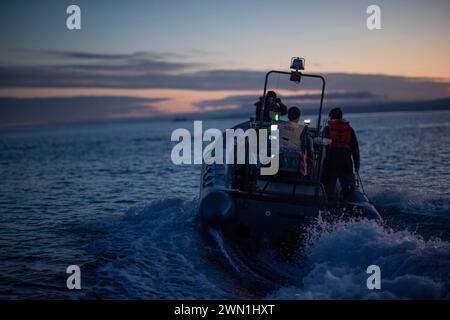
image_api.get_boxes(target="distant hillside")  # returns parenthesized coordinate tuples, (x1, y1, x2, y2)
(322, 97, 450, 115)
(175, 97, 450, 121)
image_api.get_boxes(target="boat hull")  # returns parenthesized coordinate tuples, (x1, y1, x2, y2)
(199, 185, 381, 251)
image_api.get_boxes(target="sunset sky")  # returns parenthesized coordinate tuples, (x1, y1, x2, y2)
(1, 0, 449, 127)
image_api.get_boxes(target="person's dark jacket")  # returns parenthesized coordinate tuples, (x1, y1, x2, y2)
(323, 121, 360, 172)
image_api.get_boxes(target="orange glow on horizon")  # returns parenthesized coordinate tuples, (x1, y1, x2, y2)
(0, 88, 324, 117)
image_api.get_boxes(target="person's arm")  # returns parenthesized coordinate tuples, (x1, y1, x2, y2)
(323, 126, 330, 138)
(277, 99, 288, 115)
(300, 126, 312, 156)
(322, 126, 330, 159)
(350, 128, 360, 172)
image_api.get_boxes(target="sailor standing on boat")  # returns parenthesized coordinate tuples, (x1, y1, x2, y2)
(280, 106, 303, 149)
(322, 108, 360, 202)
(279, 107, 310, 177)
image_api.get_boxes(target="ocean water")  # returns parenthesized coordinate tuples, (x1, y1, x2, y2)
(0, 110, 449, 299)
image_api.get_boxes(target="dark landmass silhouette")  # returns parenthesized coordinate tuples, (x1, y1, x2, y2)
(181, 97, 450, 121)
(1, 96, 449, 129)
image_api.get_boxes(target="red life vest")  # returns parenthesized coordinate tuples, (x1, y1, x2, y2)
(327, 120, 351, 150)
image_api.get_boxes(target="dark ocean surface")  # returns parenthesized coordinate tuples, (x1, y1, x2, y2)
(0, 110, 449, 299)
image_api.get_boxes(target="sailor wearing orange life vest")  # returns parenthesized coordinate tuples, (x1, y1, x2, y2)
(322, 107, 360, 202)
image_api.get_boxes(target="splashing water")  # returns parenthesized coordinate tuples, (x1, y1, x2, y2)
(268, 218, 450, 299)
(78, 196, 450, 300)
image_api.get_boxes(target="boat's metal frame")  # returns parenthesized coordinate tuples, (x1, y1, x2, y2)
(199, 60, 381, 248)
(261, 70, 326, 130)
(256, 68, 327, 203)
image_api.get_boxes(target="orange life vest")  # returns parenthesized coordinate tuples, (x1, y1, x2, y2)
(328, 120, 351, 150)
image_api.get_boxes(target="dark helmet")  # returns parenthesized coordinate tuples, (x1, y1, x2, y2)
(266, 91, 277, 100)
(329, 107, 343, 120)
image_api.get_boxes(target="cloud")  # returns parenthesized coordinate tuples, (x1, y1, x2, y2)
(0, 96, 168, 128)
(42, 50, 200, 74)
(0, 50, 204, 87)
(0, 53, 448, 101)
(0, 66, 262, 90)
(40, 50, 187, 61)
(0, 50, 449, 128)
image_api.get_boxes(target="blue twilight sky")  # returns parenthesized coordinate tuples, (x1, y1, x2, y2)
(1, 0, 449, 76)
(0, 0, 449, 127)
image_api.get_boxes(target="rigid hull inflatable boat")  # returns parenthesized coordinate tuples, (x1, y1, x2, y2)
(199, 58, 381, 249)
